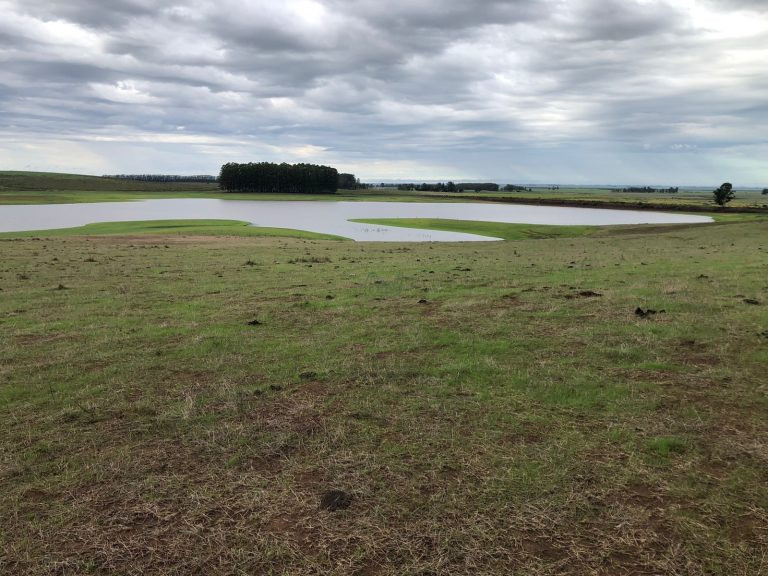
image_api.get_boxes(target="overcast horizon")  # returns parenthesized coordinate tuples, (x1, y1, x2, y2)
(1, 0, 766, 185)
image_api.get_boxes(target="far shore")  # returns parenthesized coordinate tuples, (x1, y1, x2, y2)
(447, 194, 768, 214)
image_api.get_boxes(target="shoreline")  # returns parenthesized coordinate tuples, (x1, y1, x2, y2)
(441, 194, 768, 214)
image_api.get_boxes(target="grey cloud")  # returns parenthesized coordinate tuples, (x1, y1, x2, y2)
(569, 0, 688, 42)
(14, 0, 159, 29)
(703, 0, 768, 11)
(2, 60, 115, 85)
(0, 0, 766, 184)
(329, 0, 547, 31)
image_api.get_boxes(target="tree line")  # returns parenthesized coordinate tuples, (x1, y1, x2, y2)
(338, 173, 367, 190)
(102, 174, 218, 183)
(218, 162, 341, 194)
(622, 186, 679, 194)
(397, 182, 499, 192)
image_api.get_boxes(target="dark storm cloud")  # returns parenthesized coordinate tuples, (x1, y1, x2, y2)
(0, 0, 766, 183)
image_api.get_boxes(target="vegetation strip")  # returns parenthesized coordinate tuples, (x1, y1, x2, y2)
(0, 220, 346, 240)
(350, 218, 600, 240)
(448, 194, 768, 214)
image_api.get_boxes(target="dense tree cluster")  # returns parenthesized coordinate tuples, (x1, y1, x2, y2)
(456, 183, 499, 192)
(762, 188, 768, 195)
(102, 174, 217, 183)
(397, 182, 499, 192)
(713, 182, 734, 207)
(621, 186, 679, 193)
(218, 162, 339, 194)
(503, 184, 533, 192)
(338, 173, 365, 190)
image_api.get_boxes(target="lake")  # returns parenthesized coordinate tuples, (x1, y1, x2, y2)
(0, 199, 713, 241)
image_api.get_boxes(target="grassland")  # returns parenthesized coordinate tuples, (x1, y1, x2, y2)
(1, 217, 767, 574)
(0, 171, 430, 205)
(4, 171, 767, 212)
(0, 220, 345, 240)
(445, 187, 768, 212)
(351, 218, 602, 240)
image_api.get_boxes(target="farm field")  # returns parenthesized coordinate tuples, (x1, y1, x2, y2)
(4, 0, 767, 571)
(1, 218, 767, 574)
(0, 219, 344, 241)
(3, 172, 767, 212)
(0, 172, 427, 205)
(444, 188, 768, 212)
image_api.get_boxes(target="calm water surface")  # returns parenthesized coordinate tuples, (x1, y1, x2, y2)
(0, 199, 713, 241)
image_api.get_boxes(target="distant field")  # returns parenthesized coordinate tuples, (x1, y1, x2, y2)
(2, 216, 759, 243)
(1, 219, 767, 574)
(0, 171, 429, 204)
(0, 170, 220, 192)
(3, 172, 767, 211)
(445, 186, 768, 211)
(351, 218, 601, 240)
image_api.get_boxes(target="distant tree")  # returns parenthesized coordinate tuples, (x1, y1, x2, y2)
(622, 186, 678, 194)
(218, 162, 338, 194)
(456, 182, 499, 192)
(393, 182, 498, 193)
(337, 173, 358, 190)
(762, 188, 768, 195)
(713, 182, 735, 207)
(503, 184, 528, 192)
(103, 174, 217, 183)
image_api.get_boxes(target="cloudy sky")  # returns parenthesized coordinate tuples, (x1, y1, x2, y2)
(0, 0, 766, 184)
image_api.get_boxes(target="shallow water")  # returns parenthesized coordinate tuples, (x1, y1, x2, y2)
(0, 199, 712, 241)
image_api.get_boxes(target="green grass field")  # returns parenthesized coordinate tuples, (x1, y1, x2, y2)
(446, 187, 768, 211)
(1, 216, 767, 574)
(3, 171, 767, 212)
(352, 218, 603, 240)
(0, 171, 433, 204)
(0, 219, 345, 240)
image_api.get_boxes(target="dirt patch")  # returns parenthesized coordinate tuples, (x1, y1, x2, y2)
(729, 514, 767, 544)
(620, 482, 664, 508)
(12, 332, 70, 345)
(265, 510, 313, 542)
(20, 487, 53, 503)
(674, 349, 722, 367)
(500, 431, 544, 445)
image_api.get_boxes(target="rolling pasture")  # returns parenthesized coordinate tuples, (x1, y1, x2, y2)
(1, 211, 767, 573)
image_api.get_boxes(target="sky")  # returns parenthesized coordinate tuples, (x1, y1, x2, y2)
(0, 0, 766, 185)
